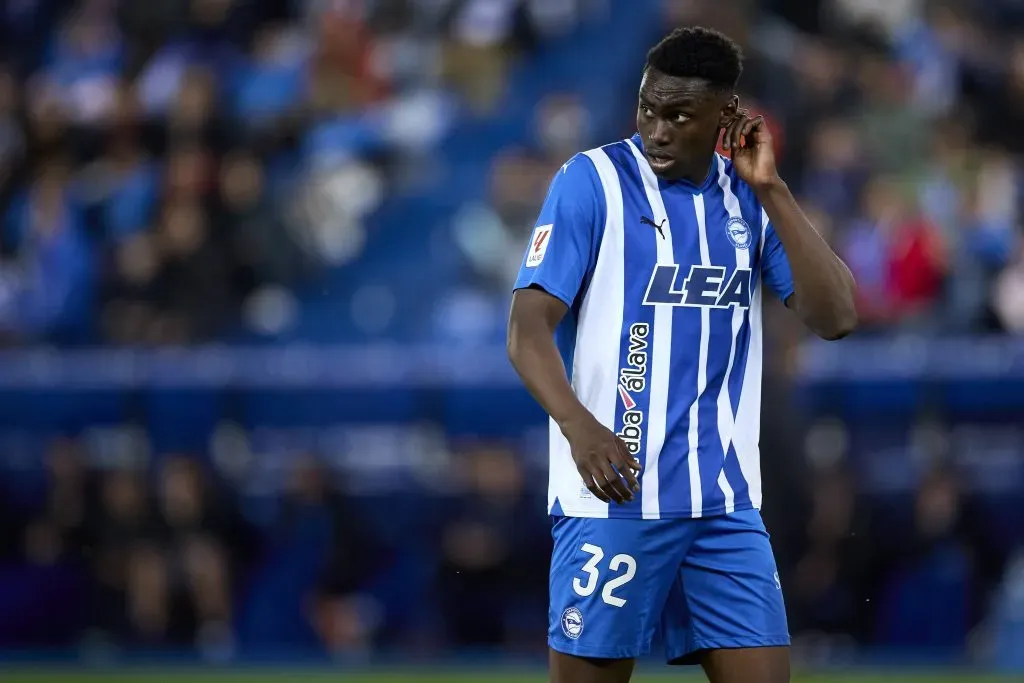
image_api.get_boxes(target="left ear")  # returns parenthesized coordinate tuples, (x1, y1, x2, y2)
(717, 95, 739, 129)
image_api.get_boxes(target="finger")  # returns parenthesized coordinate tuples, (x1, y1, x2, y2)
(742, 116, 765, 148)
(614, 437, 642, 472)
(613, 455, 641, 493)
(722, 117, 743, 150)
(720, 119, 737, 149)
(580, 468, 612, 503)
(613, 439, 642, 491)
(730, 116, 750, 152)
(598, 465, 632, 504)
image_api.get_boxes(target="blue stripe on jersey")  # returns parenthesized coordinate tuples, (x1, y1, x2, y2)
(605, 142, 657, 519)
(658, 184, 705, 516)
(697, 177, 733, 516)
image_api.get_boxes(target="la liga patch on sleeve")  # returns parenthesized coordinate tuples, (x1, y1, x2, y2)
(526, 224, 553, 267)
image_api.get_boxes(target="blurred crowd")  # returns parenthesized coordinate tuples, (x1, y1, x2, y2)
(2, 416, 1018, 662)
(2, 0, 1022, 346)
(0, 433, 552, 657)
(0, 0, 591, 345)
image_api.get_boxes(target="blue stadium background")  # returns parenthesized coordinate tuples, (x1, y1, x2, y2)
(0, 0, 1023, 676)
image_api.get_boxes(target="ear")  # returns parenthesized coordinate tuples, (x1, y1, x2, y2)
(718, 95, 739, 128)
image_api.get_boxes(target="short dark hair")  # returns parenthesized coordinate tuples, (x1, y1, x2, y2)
(645, 26, 743, 91)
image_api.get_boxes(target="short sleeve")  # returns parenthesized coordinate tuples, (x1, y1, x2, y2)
(761, 209, 795, 303)
(513, 154, 604, 307)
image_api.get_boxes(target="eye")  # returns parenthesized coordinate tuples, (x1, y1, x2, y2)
(673, 113, 690, 124)
(639, 104, 653, 117)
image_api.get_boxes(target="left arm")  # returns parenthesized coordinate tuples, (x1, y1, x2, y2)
(756, 179, 858, 339)
(725, 111, 858, 340)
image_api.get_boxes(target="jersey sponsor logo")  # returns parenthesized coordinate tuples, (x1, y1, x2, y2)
(616, 322, 648, 456)
(561, 606, 584, 639)
(725, 216, 752, 249)
(525, 224, 553, 267)
(643, 265, 752, 309)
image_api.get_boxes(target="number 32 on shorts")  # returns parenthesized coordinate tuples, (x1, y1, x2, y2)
(572, 543, 637, 608)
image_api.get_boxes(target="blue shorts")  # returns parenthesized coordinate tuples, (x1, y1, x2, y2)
(548, 509, 790, 663)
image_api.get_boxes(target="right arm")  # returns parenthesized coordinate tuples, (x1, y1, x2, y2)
(506, 156, 639, 504)
(506, 288, 589, 428)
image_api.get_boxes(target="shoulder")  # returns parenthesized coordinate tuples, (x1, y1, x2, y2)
(579, 138, 644, 174)
(549, 138, 642, 200)
(546, 149, 607, 207)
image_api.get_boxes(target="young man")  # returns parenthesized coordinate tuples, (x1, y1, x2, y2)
(506, 27, 857, 683)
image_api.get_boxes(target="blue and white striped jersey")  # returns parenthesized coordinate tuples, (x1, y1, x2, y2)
(513, 134, 795, 520)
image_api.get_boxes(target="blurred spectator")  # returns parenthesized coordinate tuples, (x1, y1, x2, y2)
(291, 457, 388, 656)
(23, 438, 94, 568)
(435, 445, 549, 648)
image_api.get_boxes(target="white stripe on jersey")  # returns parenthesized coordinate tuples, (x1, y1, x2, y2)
(688, 193, 712, 517)
(729, 209, 770, 509)
(548, 147, 624, 518)
(712, 156, 750, 514)
(626, 140, 673, 520)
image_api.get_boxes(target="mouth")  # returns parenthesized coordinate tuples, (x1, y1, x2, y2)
(645, 150, 675, 173)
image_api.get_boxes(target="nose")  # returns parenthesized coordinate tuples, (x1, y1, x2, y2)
(649, 120, 672, 146)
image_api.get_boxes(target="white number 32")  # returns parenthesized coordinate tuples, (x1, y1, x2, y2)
(572, 543, 637, 608)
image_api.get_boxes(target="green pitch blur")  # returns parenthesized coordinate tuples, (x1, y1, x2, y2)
(0, 670, 1012, 683)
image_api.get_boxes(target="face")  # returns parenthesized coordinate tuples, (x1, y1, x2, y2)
(636, 68, 737, 181)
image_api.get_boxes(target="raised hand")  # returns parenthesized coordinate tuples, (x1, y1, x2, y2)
(723, 110, 781, 190)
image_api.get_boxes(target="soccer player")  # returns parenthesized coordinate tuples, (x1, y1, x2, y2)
(506, 27, 857, 683)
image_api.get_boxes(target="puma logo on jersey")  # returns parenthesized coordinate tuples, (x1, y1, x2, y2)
(640, 215, 666, 239)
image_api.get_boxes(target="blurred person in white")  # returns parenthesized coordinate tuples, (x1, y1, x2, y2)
(453, 93, 590, 292)
(826, 0, 923, 40)
(991, 241, 1024, 333)
(440, 0, 591, 112)
(452, 148, 548, 292)
(39, 1, 122, 126)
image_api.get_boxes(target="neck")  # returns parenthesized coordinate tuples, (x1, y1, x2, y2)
(669, 157, 713, 186)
